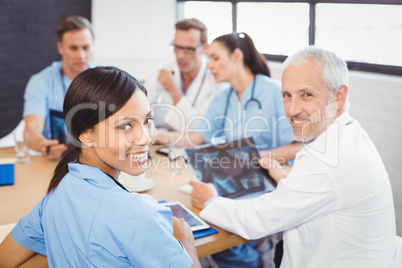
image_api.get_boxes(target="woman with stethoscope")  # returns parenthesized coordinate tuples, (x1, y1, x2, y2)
(160, 32, 301, 164)
(202, 32, 296, 151)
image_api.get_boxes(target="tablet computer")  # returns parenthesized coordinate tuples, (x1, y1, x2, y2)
(49, 109, 67, 145)
(185, 137, 276, 199)
(161, 201, 210, 232)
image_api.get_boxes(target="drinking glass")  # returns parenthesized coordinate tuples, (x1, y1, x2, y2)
(13, 131, 31, 164)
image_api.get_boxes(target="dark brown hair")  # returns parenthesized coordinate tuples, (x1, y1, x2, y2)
(47, 66, 147, 193)
(213, 32, 271, 77)
(57, 15, 94, 42)
(175, 18, 208, 44)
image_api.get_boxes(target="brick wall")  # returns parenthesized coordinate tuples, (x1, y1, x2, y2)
(0, 0, 91, 138)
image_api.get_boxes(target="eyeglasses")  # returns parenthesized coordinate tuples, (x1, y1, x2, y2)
(171, 42, 203, 55)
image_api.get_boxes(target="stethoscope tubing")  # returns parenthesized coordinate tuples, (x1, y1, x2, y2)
(156, 62, 208, 107)
(221, 77, 263, 143)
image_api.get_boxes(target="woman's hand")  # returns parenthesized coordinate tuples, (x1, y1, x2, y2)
(172, 217, 201, 268)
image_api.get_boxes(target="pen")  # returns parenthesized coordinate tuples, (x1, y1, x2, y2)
(46, 146, 50, 155)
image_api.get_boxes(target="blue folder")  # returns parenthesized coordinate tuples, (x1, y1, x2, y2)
(0, 163, 14, 186)
(193, 226, 219, 239)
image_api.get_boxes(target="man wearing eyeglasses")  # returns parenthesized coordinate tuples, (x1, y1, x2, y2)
(145, 18, 227, 132)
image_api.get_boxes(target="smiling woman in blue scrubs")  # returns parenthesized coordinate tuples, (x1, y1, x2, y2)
(0, 67, 200, 268)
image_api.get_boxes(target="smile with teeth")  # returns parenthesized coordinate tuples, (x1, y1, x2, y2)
(127, 152, 148, 162)
(291, 117, 309, 127)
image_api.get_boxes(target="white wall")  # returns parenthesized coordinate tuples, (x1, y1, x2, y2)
(349, 71, 402, 236)
(92, 0, 402, 235)
(92, 0, 176, 81)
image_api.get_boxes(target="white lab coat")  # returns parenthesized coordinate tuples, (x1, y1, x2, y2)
(200, 112, 400, 267)
(145, 56, 227, 131)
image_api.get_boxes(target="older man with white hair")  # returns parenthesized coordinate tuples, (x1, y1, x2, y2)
(190, 46, 400, 267)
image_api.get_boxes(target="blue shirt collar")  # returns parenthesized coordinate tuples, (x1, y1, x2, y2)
(67, 162, 118, 188)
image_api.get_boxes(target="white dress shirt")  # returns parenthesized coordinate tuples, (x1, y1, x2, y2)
(200, 112, 400, 267)
(145, 56, 227, 131)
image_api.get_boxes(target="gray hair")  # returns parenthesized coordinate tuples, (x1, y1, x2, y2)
(283, 46, 350, 111)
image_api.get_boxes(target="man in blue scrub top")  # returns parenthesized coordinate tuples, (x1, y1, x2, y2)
(23, 15, 96, 160)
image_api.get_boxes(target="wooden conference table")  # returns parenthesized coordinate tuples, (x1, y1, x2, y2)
(0, 146, 250, 258)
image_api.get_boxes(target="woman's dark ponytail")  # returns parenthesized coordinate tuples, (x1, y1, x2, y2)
(237, 32, 270, 77)
(213, 32, 271, 77)
(47, 147, 80, 193)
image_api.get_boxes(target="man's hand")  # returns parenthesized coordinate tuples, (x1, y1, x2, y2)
(172, 217, 201, 268)
(40, 139, 68, 160)
(259, 158, 288, 183)
(190, 180, 218, 210)
(157, 69, 183, 105)
(24, 114, 68, 160)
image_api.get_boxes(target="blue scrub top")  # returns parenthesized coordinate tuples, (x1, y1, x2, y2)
(195, 74, 294, 150)
(12, 163, 192, 267)
(23, 61, 71, 139)
(23, 61, 96, 140)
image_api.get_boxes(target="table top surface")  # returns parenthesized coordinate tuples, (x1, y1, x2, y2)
(0, 146, 250, 258)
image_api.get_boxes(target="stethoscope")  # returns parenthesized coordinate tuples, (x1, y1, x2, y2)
(157, 62, 207, 106)
(189, 64, 207, 106)
(220, 77, 263, 143)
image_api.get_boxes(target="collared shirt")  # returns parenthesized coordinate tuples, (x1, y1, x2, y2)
(195, 74, 294, 150)
(12, 163, 192, 267)
(23, 61, 96, 139)
(200, 112, 399, 267)
(146, 55, 228, 131)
